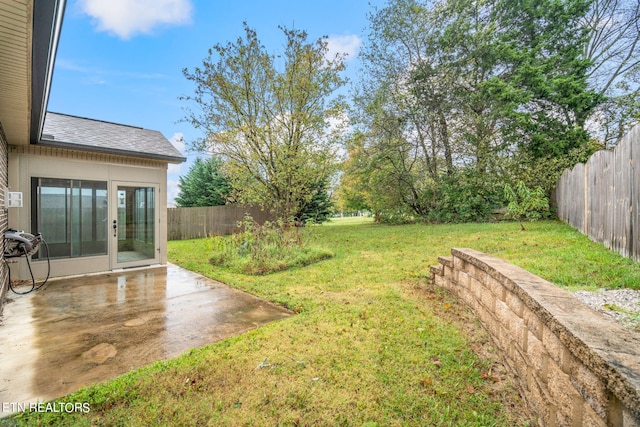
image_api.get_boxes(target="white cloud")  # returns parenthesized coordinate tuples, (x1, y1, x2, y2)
(167, 132, 186, 174)
(166, 178, 180, 207)
(169, 132, 186, 153)
(325, 34, 361, 61)
(78, 0, 193, 39)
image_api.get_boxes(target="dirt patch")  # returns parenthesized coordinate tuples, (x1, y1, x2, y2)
(82, 343, 118, 364)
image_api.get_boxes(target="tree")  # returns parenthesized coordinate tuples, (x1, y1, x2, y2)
(295, 178, 334, 224)
(582, 0, 640, 146)
(182, 24, 346, 221)
(351, 0, 600, 222)
(353, 0, 510, 221)
(175, 157, 231, 207)
(494, 0, 601, 159)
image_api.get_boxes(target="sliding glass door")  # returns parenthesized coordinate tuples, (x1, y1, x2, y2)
(31, 178, 108, 259)
(111, 182, 159, 268)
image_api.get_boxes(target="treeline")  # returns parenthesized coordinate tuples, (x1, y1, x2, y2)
(337, 0, 640, 223)
(179, 1, 639, 225)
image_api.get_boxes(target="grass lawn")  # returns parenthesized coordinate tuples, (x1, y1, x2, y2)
(325, 216, 375, 226)
(9, 220, 640, 426)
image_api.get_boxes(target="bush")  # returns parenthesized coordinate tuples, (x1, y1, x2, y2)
(504, 181, 550, 230)
(208, 215, 333, 275)
(427, 171, 504, 223)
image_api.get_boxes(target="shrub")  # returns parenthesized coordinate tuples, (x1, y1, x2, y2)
(427, 171, 504, 223)
(504, 181, 550, 230)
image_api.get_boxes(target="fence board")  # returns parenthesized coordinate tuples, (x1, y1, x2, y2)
(555, 122, 640, 261)
(167, 205, 272, 240)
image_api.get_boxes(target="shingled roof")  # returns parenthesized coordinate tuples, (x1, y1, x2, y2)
(40, 112, 186, 163)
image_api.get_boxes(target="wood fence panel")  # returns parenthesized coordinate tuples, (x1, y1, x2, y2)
(633, 125, 640, 261)
(167, 205, 272, 240)
(613, 139, 631, 257)
(555, 122, 640, 261)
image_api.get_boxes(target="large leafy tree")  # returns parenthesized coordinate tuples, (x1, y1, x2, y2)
(182, 24, 346, 221)
(494, 0, 601, 159)
(175, 157, 231, 207)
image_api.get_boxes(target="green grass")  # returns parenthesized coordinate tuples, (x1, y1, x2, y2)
(325, 216, 374, 226)
(9, 220, 640, 426)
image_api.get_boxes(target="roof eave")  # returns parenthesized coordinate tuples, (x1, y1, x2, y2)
(38, 138, 187, 164)
(30, 0, 66, 144)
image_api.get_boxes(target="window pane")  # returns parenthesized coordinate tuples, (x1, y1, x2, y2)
(36, 178, 71, 258)
(117, 186, 155, 263)
(33, 178, 108, 259)
(71, 182, 80, 257)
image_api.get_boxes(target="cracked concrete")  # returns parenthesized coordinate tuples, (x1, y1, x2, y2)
(0, 264, 292, 412)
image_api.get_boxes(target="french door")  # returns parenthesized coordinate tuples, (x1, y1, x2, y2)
(110, 182, 160, 269)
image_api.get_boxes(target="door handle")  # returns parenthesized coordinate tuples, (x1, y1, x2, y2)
(113, 220, 117, 237)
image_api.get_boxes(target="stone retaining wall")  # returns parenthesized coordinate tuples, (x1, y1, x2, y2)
(430, 248, 640, 427)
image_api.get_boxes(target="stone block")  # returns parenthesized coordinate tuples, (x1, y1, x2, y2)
(511, 316, 528, 353)
(547, 359, 580, 424)
(469, 275, 482, 292)
(475, 302, 494, 331)
(458, 270, 471, 289)
(474, 267, 487, 284)
(523, 305, 543, 340)
(581, 400, 607, 427)
(430, 265, 443, 277)
(570, 360, 607, 420)
(529, 375, 556, 427)
(453, 256, 465, 271)
(494, 298, 512, 331)
(464, 261, 477, 276)
(479, 285, 496, 312)
(527, 330, 546, 377)
(486, 275, 506, 301)
(434, 274, 448, 288)
(437, 255, 453, 268)
(512, 346, 532, 387)
(623, 407, 640, 427)
(443, 265, 453, 278)
(542, 325, 572, 373)
(458, 286, 475, 309)
(607, 394, 624, 427)
(506, 291, 524, 317)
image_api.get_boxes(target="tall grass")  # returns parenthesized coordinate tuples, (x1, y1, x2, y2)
(208, 216, 333, 275)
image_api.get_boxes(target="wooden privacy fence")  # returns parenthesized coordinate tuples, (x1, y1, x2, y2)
(167, 205, 272, 240)
(555, 123, 640, 261)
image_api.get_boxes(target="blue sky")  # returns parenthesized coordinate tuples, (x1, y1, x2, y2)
(47, 0, 387, 205)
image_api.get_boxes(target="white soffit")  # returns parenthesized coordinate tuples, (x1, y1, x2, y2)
(0, 0, 32, 145)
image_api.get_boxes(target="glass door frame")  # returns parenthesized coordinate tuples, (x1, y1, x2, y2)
(109, 181, 160, 269)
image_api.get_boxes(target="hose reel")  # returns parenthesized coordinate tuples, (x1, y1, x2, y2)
(4, 229, 50, 294)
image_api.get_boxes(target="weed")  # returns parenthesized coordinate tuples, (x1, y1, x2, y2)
(208, 215, 333, 275)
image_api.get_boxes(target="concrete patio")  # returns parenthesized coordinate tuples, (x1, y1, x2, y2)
(0, 264, 292, 413)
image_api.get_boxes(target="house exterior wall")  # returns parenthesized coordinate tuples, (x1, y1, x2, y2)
(0, 123, 8, 312)
(8, 145, 169, 280)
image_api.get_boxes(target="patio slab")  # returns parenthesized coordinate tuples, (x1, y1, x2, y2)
(0, 264, 292, 413)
